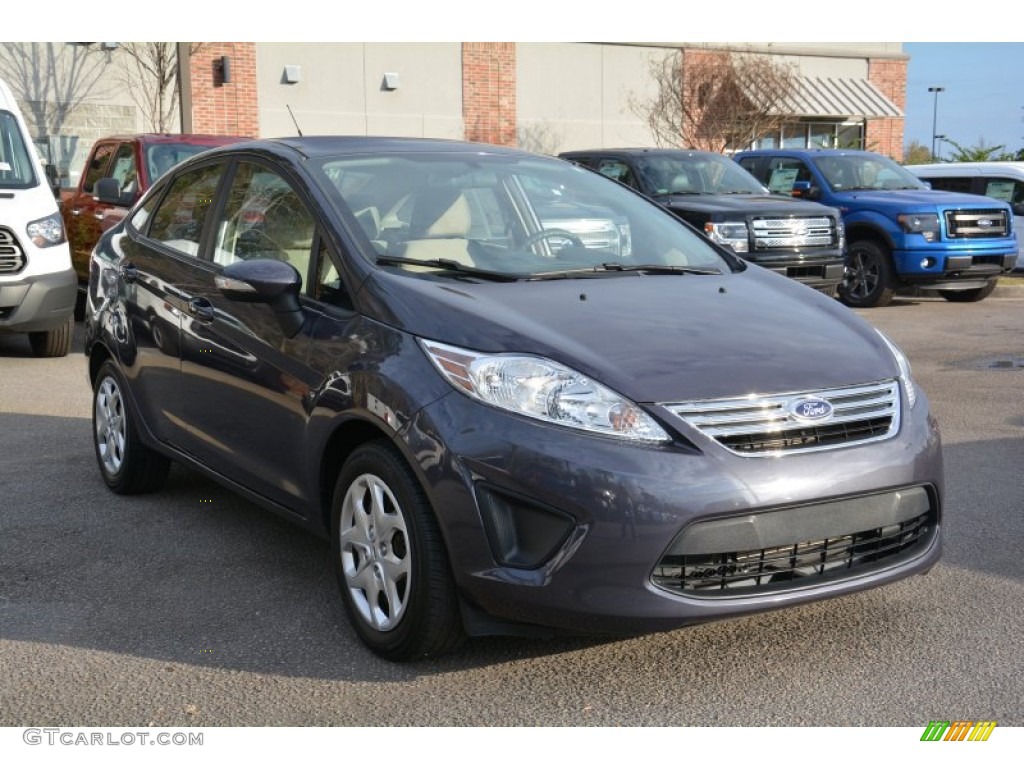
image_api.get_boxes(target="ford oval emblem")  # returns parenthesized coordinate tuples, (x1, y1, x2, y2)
(789, 397, 833, 422)
(978, 218, 993, 228)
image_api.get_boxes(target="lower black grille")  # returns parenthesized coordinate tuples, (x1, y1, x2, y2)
(720, 417, 891, 453)
(972, 255, 1007, 266)
(653, 510, 933, 595)
(786, 266, 827, 279)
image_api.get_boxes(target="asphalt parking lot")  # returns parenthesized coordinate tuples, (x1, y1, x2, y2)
(1, 292, 1022, 727)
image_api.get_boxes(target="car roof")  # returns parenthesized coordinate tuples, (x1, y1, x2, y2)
(737, 149, 878, 158)
(905, 161, 1024, 177)
(260, 135, 540, 160)
(91, 133, 250, 146)
(560, 148, 716, 157)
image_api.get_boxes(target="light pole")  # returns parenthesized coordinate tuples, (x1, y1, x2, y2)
(928, 86, 945, 158)
(934, 134, 948, 160)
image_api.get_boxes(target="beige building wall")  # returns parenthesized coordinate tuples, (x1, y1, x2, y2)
(516, 43, 663, 154)
(254, 43, 463, 140)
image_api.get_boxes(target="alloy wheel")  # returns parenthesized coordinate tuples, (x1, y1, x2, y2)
(95, 376, 126, 476)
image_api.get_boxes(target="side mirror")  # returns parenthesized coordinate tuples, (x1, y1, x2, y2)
(1012, 202, 1024, 217)
(214, 259, 305, 337)
(94, 177, 137, 207)
(44, 163, 61, 198)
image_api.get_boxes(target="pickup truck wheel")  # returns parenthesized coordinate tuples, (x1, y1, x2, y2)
(331, 441, 465, 661)
(839, 240, 895, 308)
(93, 360, 170, 494)
(28, 316, 73, 358)
(939, 280, 998, 303)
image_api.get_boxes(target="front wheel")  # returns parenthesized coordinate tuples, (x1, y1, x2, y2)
(28, 316, 73, 358)
(92, 360, 170, 494)
(839, 240, 896, 308)
(939, 280, 997, 303)
(331, 441, 464, 661)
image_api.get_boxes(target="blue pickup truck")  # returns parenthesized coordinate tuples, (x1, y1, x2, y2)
(735, 149, 1018, 307)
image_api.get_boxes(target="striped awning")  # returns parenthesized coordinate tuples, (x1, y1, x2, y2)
(774, 77, 903, 120)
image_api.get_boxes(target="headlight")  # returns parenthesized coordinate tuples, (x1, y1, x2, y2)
(26, 212, 67, 248)
(897, 213, 940, 242)
(704, 221, 749, 252)
(876, 330, 917, 408)
(421, 340, 671, 443)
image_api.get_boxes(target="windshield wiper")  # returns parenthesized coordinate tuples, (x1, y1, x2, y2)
(527, 262, 722, 280)
(376, 255, 521, 282)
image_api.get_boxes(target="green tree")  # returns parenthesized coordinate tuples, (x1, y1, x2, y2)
(903, 140, 934, 165)
(943, 137, 1017, 162)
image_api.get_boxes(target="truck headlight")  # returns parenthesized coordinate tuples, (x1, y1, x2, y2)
(897, 213, 940, 243)
(422, 339, 670, 443)
(704, 221, 749, 252)
(26, 212, 67, 248)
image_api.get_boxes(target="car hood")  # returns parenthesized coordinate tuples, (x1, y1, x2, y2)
(663, 194, 833, 217)
(360, 267, 896, 403)
(831, 189, 1007, 209)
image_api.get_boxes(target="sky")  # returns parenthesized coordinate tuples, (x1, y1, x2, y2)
(903, 43, 1024, 156)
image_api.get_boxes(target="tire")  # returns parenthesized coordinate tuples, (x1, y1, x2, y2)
(92, 360, 170, 494)
(28, 316, 73, 358)
(839, 240, 896, 308)
(331, 440, 464, 661)
(939, 280, 998, 303)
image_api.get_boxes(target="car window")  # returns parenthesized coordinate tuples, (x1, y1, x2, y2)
(921, 176, 973, 194)
(82, 143, 117, 194)
(983, 178, 1024, 205)
(596, 159, 637, 189)
(0, 110, 37, 189)
(109, 143, 139, 196)
(146, 163, 225, 257)
(212, 162, 316, 287)
(765, 158, 813, 193)
(813, 155, 924, 192)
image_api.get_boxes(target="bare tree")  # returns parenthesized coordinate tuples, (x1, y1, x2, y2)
(0, 42, 111, 169)
(516, 121, 563, 156)
(116, 42, 202, 132)
(633, 49, 799, 152)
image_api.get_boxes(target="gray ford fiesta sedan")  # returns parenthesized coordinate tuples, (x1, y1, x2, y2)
(85, 137, 942, 660)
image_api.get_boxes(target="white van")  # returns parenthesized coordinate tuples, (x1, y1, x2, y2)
(1, 77, 76, 356)
(906, 161, 1024, 270)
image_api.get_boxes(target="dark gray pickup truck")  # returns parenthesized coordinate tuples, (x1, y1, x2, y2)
(559, 148, 846, 295)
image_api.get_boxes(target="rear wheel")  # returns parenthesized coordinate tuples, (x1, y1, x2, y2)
(92, 360, 170, 494)
(939, 280, 997, 303)
(28, 316, 73, 358)
(331, 440, 464, 661)
(839, 240, 895, 308)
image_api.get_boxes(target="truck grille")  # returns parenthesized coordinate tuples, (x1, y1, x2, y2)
(944, 208, 1009, 238)
(752, 216, 834, 250)
(665, 380, 900, 456)
(0, 227, 27, 274)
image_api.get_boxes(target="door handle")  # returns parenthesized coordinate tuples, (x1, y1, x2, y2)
(187, 297, 215, 323)
(119, 263, 138, 284)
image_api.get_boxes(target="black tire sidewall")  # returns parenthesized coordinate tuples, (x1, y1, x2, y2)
(330, 441, 449, 660)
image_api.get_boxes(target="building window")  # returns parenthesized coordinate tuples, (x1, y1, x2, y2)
(751, 121, 865, 151)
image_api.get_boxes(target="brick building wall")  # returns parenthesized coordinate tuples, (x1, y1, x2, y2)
(462, 43, 517, 146)
(867, 58, 907, 160)
(189, 43, 259, 137)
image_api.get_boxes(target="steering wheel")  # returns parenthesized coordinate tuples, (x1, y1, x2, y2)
(522, 228, 586, 251)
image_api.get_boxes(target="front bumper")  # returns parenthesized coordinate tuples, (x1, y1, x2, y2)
(893, 245, 1017, 287)
(406, 386, 943, 636)
(0, 268, 77, 332)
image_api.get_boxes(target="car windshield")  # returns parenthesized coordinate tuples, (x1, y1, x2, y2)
(313, 152, 735, 279)
(812, 154, 927, 192)
(634, 153, 766, 196)
(0, 109, 38, 189)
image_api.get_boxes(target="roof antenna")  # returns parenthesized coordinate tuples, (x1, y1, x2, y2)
(286, 105, 303, 137)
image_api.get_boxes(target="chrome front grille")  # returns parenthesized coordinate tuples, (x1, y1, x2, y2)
(665, 380, 900, 456)
(0, 227, 27, 274)
(944, 208, 1009, 238)
(752, 216, 834, 250)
